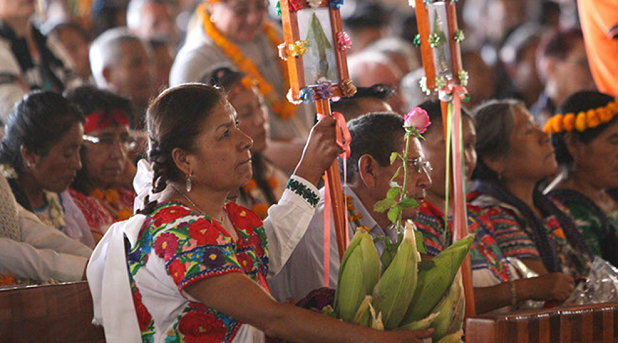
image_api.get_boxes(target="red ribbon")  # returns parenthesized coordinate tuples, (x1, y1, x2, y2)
(83, 109, 130, 133)
(316, 111, 351, 287)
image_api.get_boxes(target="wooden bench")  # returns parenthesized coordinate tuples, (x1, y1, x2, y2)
(0, 281, 105, 343)
(466, 303, 618, 343)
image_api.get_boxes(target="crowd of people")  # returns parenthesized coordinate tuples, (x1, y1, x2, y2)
(1, 0, 618, 341)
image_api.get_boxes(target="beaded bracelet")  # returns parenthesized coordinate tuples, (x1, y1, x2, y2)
(286, 179, 319, 207)
(509, 280, 518, 308)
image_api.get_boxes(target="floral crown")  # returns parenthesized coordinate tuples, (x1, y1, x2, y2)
(543, 98, 618, 134)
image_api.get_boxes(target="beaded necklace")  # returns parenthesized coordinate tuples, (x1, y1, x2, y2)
(196, 4, 297, 120)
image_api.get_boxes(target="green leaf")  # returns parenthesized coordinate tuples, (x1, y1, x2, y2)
(391, 166, 401, 180)
(374, 198, 397, 213)
(390, 152, 399, 164)
(414, 229, 427, 254)
(400, 197, 419, 209)
(387, 206, 401, 224)
(386, 187, 401, 200)
(380, 236, 400, 273)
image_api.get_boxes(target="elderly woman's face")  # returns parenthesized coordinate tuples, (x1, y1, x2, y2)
(501, 107, 557, 182)
(29, 122, 83, 193)
(82, 125, 130, 189)
(209, 0, 268, 43)
(0, 0, 35, 20)
(228, 86, 268, 153)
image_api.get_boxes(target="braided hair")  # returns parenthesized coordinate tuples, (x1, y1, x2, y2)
(139, 84, 225, 214)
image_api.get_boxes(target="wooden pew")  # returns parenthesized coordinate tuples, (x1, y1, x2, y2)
(466, 303, 618, 342)
(0, 281, 105, 343)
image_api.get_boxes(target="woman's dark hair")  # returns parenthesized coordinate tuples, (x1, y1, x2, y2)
(471, 99, 525, 182)
(0, 91, 84, 173)
(203, 67, 245, 90)
(552, 91, 617, 168)
(417, 99, 473, 136)
(64, 85, 134, 193)
(140, 84, 225, 214)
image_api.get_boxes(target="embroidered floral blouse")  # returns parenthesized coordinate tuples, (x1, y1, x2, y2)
(69, 187, 135, 236)
(126, 201, 269, 343)
(414, 200, 523, 283)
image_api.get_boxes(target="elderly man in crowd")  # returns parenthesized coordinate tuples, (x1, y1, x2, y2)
(126, 0, 180, 48)
(89, 28, 154, 129)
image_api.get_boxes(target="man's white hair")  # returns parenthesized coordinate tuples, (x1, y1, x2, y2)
(127, 0, 174, 31)
(89, 27, 142, 88)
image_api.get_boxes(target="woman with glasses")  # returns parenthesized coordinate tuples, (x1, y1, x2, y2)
(0, 91, 94, 248)
(469, 99, 592, 279)
(414, 100, 574, 313)
(64, 86, 136, 243)
(170, 0, 314, 172)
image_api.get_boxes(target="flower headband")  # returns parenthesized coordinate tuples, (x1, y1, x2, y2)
(543, 98, 618, 134)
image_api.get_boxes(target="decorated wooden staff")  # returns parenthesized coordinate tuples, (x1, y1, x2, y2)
(412, 0, 476, 317)
(277, 0, 357, 280)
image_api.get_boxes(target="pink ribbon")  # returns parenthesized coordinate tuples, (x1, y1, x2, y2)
(317, 111, 351, 287)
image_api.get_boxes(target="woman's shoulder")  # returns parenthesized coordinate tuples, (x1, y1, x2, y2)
(225, 202, 264, 231)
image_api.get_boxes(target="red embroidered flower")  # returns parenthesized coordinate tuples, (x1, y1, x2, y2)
(152, 206, 192, 227)
(236, 253, 255, 273)
(227, 204, 262, 233)
(168, 260, 187, 285)
(178, 311, 226, 343)
(248, 234, 265, 256)
(189, 218, 222, 245)
(131, 288, 152, 332)
(154, 232, 180, 261)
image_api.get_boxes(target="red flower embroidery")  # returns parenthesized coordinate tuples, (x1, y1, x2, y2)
(168, 259, 187, 285)
(152, 206, 192, 227)
(154, 232, 180, 261)
(131, 288, 152, 332)
(178, 311, 226, 343)
(227, 204, 262, 234)
(189, 218, 222, 245)
(236, 253, 255, 273)
(248, 234, 265, 256)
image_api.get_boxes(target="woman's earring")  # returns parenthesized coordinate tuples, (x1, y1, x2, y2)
(186, 173, 193, 192)
(26, 161, 32, 168)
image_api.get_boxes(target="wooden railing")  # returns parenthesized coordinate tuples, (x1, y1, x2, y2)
(466, 303, 618, 343)
(0, 281, 105, 343)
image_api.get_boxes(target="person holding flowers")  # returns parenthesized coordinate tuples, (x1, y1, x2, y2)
(170, 0, 315, 172)
(269, 111, 432, 302)
(0, 91, 94, 248)
(544, 91, 618, 267)
(87, 84, 433, 343)
(204, 67, 287, 219)
(64, 85, 136, 243)
(469, 99, 593, 278)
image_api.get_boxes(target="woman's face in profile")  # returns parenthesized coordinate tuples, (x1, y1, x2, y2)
(29, 122, 83, 193)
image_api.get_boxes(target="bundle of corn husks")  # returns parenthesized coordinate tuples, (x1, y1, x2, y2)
(332, 220, 474, 343)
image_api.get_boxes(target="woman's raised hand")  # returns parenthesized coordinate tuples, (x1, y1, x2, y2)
(293, 115, 344, 186)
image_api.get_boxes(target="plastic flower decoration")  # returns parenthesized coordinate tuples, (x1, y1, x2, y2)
(289, 40, 308, 57)
(299, 87, 315, 103)
(289, 0, 304, 12)
(316, 81, 333, 100)
(308, 0, 322, 8)
(329, 0, 343, 9)
(373, 107, 430, 267)
(337, 32, 352, 51)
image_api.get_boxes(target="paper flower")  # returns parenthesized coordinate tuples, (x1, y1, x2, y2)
(299, 87, 315, 103)
(458, 70, 469, 87)
(275, 0, 281, 16)
(340, 78, 357, 97)
(428, 32, 444, 48)
(316, 81, 333, 100)
(435, 76, 447, 90)
(278, 43, 288, 60)
(454, 29, 465, 43)
(308, 0, 322, 8)
(329, 0, 343, 9)
(289, 40, 308, 57)
(286, 88, 302, 105)
(419, 76, 430, 95)
(337, 31, 352, 51)
(404, 107, 431, 134)
(413, 34, 421, 47)
(289, 0, 304, 12)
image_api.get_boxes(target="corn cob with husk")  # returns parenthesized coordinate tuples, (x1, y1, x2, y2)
(401, 233, 474, 323)
(435, 329, 464, 343)
(430, 272, 465, 341)
(396, 312, 439, 331)
(334, 228, 381, 323)
(371, 220, 420, 330)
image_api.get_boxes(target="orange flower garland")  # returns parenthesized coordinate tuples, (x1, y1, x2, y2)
(197, 4, 297, 120)
(91, 188, 133, 222)
(544, 98, 618, 134)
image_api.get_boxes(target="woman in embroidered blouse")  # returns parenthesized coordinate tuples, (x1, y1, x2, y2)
(469, 99, 593, 278)
(414, 100, 574, 313)
(544, 91, 618, 267)
(204, 67, 287, 218)
(124, 84, 432, 342)
(0, 91, 94, 248)
(64, 85, 136, 243)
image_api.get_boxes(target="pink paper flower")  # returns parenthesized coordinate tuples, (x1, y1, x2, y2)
(404, 107, 431, 133)
(337, 32, 352, 51)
